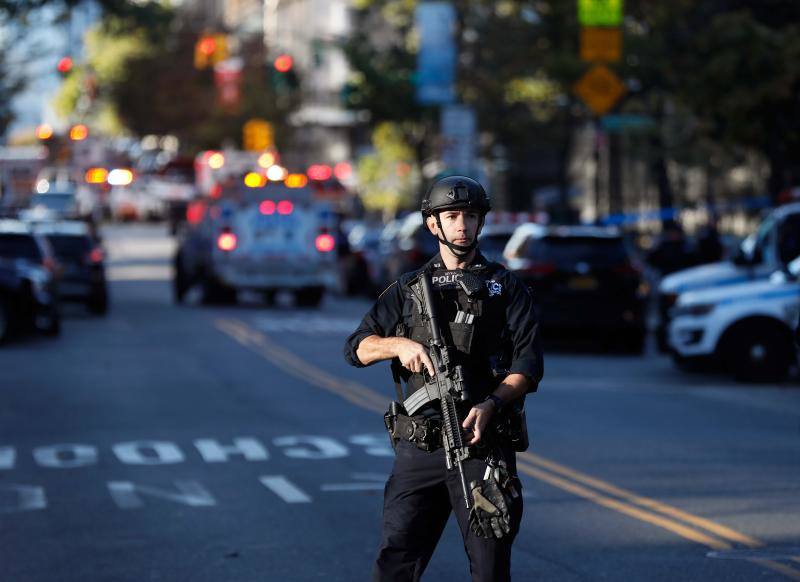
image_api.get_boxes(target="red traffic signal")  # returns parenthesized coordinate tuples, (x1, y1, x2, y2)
(274, 54, 293, 73)
(57, 57, 73, 74)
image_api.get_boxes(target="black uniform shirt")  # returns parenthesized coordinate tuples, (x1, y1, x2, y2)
(343, 252, 543, 392)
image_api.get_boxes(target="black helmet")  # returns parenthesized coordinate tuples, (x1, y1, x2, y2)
(421, 175, 491, 217)
(421, 175, 491, 258)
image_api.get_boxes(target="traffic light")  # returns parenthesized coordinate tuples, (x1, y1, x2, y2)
(274, 54, 293, 73)
(69, 124, 89, 141)
(271, 54, 299, 93)
(194, 34, 228, 70)
(57, 57, 73, 76)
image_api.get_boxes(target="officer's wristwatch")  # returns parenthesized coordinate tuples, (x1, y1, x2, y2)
(483, 394, 504, 413)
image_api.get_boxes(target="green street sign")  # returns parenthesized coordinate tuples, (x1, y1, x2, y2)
(578, 0, 623, 26)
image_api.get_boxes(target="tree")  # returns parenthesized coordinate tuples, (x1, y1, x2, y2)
(0, 34, 26, 138)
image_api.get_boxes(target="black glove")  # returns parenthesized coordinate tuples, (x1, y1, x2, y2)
(469, 477, 512, 539)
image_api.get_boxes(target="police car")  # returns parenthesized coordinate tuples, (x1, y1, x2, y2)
(656, 202, 800, 350)
(668, 259, 800, 381)
(173, 179, 338, 307)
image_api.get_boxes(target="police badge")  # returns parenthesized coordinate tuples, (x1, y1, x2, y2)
(486, 280, 503, 297)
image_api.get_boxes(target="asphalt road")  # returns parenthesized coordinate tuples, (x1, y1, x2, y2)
(1, 223, 799, 582)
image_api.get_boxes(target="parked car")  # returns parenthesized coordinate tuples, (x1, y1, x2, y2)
(478, 223, 519, 265)
(668, 259, 800, 381)
(504, 224, 648, 351)
(656, 202, 800, 351)
(18, 191, 81, 222)
(381, 213, 439, 289)
(347, 222, 384, 294)
(33, 220, 108, 314)
(174, 182, 338, 307)
(0, 219, 60, 341)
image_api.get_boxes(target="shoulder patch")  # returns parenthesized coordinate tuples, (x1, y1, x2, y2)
(486, 279, 503, 297)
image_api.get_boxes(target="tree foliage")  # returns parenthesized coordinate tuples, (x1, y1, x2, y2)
(345, 0, 800, 211)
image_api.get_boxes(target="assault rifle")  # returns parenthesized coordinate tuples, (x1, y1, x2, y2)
(403, 272, 473, 509)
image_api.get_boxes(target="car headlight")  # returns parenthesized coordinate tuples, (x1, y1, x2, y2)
(671, 303, 715, 318)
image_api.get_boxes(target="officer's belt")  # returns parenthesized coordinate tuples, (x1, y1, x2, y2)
(392, 414, 442, 451)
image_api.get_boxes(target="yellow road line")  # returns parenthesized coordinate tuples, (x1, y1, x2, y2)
(216, 318, 387, 413)
(216, 317, 800, 580)
(519, 451, 763, 547)
(748, 559, 800, 582)
(515, 459, 732, 550)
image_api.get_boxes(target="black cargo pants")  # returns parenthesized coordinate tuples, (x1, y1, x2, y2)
(372, 439, 523, 582)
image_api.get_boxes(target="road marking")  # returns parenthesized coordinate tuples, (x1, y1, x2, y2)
(107, 480, 216, 509)
(259, 475, 312, 503)
(217, 317, 800, 580)
(515, 459, 731, 550)
(518, 451, 763, 547)
(0, 485, 47, 513)
(252, 315, 362, 334)
(321, 473, 386, 492)
(216, 318, 387, 413)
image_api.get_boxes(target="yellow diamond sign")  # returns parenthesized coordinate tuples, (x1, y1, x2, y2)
(243, 119, 274, 152)
(573, 64, 626, 116)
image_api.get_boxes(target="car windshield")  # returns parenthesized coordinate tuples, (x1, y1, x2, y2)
(527, 236, 628, 267)
(0, 234, 42, 261)
(778, 214, 800, 264)
(414, 227, 440, 256)
(46, 234, 92, 258)
(30, 193, 75, 211)
(480, 233, 512, 260)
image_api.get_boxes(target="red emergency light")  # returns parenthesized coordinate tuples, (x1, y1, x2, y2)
(277, 200, 294, 215)
(307, 164, 332, 181)
(315, 233, 335, 253)
(260, 200, 276, 215)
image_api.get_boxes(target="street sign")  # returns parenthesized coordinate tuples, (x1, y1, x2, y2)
(415, 2, 456, 105)
(573, 64, 626, 116)
(578, 0, 623, 26)
(601, 114, 655, 132)
(243, 119, 274, 152)
(440, 105, 477, 174)
(580, 27, 622, 62)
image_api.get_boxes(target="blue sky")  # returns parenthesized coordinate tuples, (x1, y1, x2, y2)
(5, 2, 99, 139)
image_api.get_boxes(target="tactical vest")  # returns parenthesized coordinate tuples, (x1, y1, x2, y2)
(394, 262, 512, 407)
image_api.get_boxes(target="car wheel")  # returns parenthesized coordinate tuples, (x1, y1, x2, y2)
(201, 275, 237, 305)
(295, 286, 324, 308)
(0, 297, 10, 344)
(41, 309, 61, 337)
(620, 330, 646, 354)
(87, 290, 109, 315)
(173, 257, 188, 304)
(262, 290, 276, 307)
(720, 320, 793, 382)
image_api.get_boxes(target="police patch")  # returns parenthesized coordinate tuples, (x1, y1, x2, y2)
(431, 270, 463, 288)
(486, 280, 503, 297)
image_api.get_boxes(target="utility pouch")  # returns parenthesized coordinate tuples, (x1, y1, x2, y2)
(492, 401, 530, 452)
(508, 405, 530, 452)
(384, 401, 403, 450)
(391, 413, 443, 452)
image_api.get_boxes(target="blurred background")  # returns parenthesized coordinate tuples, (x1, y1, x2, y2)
(1, 1, 799, 581)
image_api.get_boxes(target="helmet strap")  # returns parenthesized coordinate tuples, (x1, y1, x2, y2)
(433, 212, 484, 258)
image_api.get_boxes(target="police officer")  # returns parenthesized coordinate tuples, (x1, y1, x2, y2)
(344, 175, 543, 582)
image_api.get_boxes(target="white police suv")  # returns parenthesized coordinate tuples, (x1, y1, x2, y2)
(174, 180, 339, 308)
(656, 202, 800, 350)
(668, 259, 800, 381)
